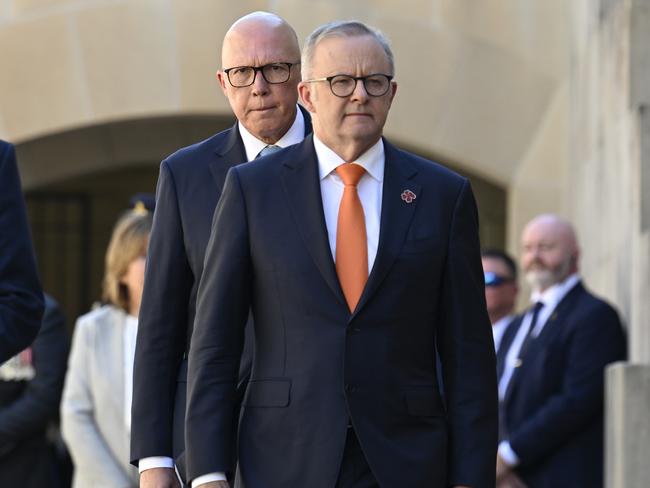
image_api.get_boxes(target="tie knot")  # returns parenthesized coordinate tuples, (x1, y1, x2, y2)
(257, 144, 281, 159)
(336, 163, 366, 186)
(532, 301, 544, 313)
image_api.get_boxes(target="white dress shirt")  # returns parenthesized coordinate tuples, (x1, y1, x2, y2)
(498, 273, 580, 466)
(140, 108, 306, 482)
(238, 106, 305, 161)
(191, 136, 386, 487)
(124, 314, 138, 432)
(492, 314, 514, 353)
(315, 135, 384, 272)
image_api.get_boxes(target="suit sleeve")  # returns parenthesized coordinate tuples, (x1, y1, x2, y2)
(60, 316, 133, 487)
(0, 142, 44, 362)
(509, 303, 626, 466)
(130, 160, 191, 463)
(186, 167, 251, 482)
(437, 179, 498, 488)
(0, 296, 68, 452)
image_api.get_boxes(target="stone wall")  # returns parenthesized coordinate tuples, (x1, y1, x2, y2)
(569, 0, 650, 486)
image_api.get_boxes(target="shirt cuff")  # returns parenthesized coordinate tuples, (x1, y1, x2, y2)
(498, 441, 520, 467)
(138, 456, 175, 473)
(192, 472, 228, 487)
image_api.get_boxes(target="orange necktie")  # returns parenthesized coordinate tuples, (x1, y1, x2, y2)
(335, 163, 368, 312)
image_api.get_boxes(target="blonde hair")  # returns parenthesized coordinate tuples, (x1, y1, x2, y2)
(102, 210, 152, 312)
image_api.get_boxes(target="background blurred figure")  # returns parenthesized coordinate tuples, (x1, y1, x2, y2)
(61, 206, 152, 488)
(0, 294, 69, 487)
(0, 140, 44, 362)
(482, 248, 519, 354)
(496, 214, 626, 488)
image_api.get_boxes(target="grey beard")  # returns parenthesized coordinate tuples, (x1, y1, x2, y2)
(525, 258, 572, 291)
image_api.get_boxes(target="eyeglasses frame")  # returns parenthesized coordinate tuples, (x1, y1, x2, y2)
(303, 73, 394, 98)
(223, 62, 300, 87)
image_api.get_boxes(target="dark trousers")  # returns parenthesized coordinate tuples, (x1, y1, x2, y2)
(335, 428, 379, 488)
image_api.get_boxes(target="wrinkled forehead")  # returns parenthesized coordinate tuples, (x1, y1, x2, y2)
(311, 34, 392, 75)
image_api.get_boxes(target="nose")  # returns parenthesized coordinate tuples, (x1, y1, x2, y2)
(350, 79, 369, 102)
(250, 70, 270, 95)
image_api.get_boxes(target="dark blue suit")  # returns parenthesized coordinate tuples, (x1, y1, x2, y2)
(502, 282, 626, 487)
(130, 109, 312, 479)
(0, 295, 69, 487)
(186, 136, 498, 488)
(0, 141, 43, 362)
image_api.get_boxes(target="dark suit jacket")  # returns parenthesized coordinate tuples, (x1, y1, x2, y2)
(0, 140, 43, 362)
(0, 295, 69, 487)
(186, 136, 498, 488)
(130, 109, 312, 477)
(503, 282, 626, 488)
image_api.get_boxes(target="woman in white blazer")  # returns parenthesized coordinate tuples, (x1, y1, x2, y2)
(61, 207, 152, 488)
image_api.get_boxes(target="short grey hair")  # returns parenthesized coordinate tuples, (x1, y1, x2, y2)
(301, 21, 395, 80)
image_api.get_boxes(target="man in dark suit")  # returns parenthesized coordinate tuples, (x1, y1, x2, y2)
(481, 248, 519, 355)
(130, 12, 312, 488)
(0, 140, 43, 363)
(0, 295, 69, 487)
(186, 21, 497, 488)
(496, 214, 626, 488)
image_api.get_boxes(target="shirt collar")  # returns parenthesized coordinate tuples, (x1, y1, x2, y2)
(313, 135, 385, 182)
(238, 105, 305, 161)
(493, 314, 514, 330)
(531, 273, 580, 309)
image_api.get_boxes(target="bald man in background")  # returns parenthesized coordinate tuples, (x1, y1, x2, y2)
(130, 12, 311, 487)
(497, 214, 626, 488)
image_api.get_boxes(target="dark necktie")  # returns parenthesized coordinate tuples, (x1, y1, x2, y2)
(517, 301, 544, 361)
(256, 144, 281, 159)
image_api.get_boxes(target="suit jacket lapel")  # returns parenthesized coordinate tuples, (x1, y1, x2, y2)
(529, 282, 584, 348)
(504, 282, 584, 405)
(352, 140, 421, 318)
(281, 136, 347, 308)
(208, 122, 246, 193)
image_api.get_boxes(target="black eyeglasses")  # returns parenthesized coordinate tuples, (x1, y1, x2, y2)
(223, 62, 299, 87)
(484, 272, 514, 287)
(304, 73, 393, 97)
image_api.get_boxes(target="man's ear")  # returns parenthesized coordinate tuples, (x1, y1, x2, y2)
(298, 82, 316, 113)
(216, 71, 228, 96)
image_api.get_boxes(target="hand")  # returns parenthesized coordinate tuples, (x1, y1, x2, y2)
(140, 467, 181, 488)
(496, 452, 511, 481)
(496, 471, 528, 488)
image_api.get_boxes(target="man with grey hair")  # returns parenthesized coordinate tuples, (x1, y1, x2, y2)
(497, 214, 626, 487)
(186, 20, 497, 488)
(130, 11, 311, 488)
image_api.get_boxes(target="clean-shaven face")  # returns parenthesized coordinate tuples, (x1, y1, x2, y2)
(218, 16, 300, 145)
(299, 34, 397, 161)
(482, 257, 517, 323)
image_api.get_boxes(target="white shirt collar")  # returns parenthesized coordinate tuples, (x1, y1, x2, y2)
(530, 273, 580, 309)
(313, 135, 384, 182)
(238, 106, 305, 162)
(492, 314, 514, 351)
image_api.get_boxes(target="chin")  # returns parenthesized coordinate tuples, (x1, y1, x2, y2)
(525, 270, 555, 291)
